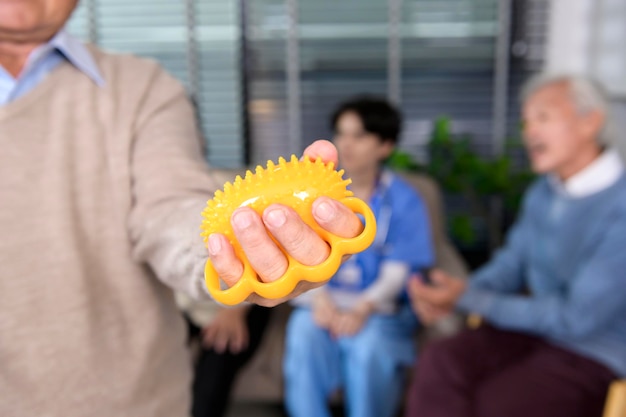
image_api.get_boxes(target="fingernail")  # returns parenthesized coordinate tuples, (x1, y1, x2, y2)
(208, 234, 222, 256)
(314, 200, 335, 222)
(232, 210, 253, 230)
(265, 207, 287, 228)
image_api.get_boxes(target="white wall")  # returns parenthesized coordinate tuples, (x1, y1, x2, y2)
(546, 0, 626, 155)
(547, 0, 626, 96)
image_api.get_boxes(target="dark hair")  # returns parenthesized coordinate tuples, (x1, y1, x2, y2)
(330, 96, 402, 145)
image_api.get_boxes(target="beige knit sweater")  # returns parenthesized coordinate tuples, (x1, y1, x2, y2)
(0, 46, 219, 416)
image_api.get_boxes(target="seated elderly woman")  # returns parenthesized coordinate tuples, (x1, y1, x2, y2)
(406, 74, 626, 417)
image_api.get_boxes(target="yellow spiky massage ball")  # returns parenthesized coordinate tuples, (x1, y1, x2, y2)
(201, 155, 377, 305)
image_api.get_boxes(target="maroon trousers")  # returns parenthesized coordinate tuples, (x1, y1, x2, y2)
(406, 325, 616, 417)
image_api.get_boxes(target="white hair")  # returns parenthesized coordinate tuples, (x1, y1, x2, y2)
(521, 73, 613, 144)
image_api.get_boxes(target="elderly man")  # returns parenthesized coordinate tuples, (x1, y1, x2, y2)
(406, 74, 626, 417)
(0, 1, 362, 416)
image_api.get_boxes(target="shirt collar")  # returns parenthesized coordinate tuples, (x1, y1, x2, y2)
(549, 149, 624, 198)
(32, 29, 105, 87)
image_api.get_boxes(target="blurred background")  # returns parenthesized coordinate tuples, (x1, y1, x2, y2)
(64, 0, 626, 168)
(64, 0, 626, 266)
(64, 0, 626, 273)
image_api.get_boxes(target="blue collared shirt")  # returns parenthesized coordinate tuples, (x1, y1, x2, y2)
(0, 29, 104, 105)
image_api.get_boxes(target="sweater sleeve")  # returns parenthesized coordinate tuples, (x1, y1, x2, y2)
(458, 210, 626, 340)
(127, 65, 215, 300)
(456, 188, 536, 313)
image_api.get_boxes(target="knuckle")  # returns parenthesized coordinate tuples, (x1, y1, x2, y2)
(281, 220, 308, 249)
(257, 257, 288, 282)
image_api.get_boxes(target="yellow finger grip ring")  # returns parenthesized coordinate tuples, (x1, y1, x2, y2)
(201, 155, 377, 305)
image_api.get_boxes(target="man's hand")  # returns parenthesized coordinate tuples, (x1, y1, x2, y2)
(330, 300, 373, 338)
(202, 305, 250, 354)
(206, 140, 364, 307)
(408, 269, 467, 325)
(311, 290, 338, 329)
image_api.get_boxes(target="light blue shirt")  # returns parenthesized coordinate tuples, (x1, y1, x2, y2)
(0, 29, 104, 105)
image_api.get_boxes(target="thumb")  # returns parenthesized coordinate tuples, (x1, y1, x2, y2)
(407, 275, 423, 294)
(430, 269, 452, 286)
(302, 140, 338, 166)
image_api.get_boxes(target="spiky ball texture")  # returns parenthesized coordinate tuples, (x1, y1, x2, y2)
(201, 155, 352, 249)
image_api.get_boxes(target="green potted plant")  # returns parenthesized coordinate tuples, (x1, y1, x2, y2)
(387, 116, 534, 268)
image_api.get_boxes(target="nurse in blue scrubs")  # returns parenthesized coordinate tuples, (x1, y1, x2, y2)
(284, 96, 434, 417)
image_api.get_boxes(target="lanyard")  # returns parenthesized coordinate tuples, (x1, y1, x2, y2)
(337, 171, 394, 287)
(371, 170, 393, 253)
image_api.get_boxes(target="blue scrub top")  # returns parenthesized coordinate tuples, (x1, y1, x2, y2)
(327, 170, 434, 296)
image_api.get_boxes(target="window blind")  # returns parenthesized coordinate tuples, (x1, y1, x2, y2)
(246, 0, 532, 165)
(66, 0, 244, 168)
(66, 0, 550, 168)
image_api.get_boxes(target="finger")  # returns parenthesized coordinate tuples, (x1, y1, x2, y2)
(231, 207, 288, 283)
(346, 319, 358, 336)
(229, 334, 242, 354)
(330, 328, 338, 340)
(409, 276, 432, 297)
(430, 269, 454, 285)
(409, 280, 441, 310)
(409, 300, 419, 316)
(314, 307, 335, 329)
(330, 316, 343, 337)
(202, 326, 217, 348)
(410, 278, 451, 305)
(263, 204, 330, 266)
(246, 280, 326, 307)
(415, 270, 463, 307)
(313, 310, 327, 327)
(312, 197, 363, 239)
(420, 302, 438, 318)
(334, 324, 344, 338)
(414, 299, 434, 317)
(334, 319, 344, 337)
(231, 327, 248, 354)
(407, 275, 421, 298)
(302, 140, 338, 166)
(207, 233, 244, 288)
(416, 303, 438, 325)
(427, 309, 450, 324)
(419, 302, 450, 324)
(240, 328, 249, 352)
(213, 333, 229, 354)
(337, 316, 351, 337)
(345, 319, 358, 336)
